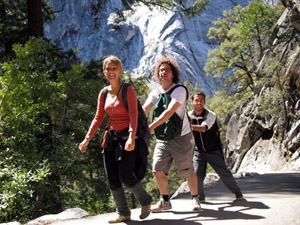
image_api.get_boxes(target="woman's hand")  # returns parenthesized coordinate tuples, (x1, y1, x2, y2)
(79, 138, 90, 152)
(125, 132, 135, 151)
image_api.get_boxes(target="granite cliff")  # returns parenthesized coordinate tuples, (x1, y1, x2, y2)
(45, 0, 249, 96)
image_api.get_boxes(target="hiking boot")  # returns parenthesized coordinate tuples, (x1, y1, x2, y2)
(151, 198, 172, 213)
(235, 192, 246, 201)
(235, 196, 246, 201)
(192, 197, 202, 211)
(199, 195, 206, 203)
(140, 204, 151, 219)
(108, 215, 131, 223)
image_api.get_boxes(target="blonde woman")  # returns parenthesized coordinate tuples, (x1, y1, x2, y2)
(79, 55, 152, 223)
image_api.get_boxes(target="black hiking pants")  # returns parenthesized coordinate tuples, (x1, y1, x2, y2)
(193, 147, 241, 199)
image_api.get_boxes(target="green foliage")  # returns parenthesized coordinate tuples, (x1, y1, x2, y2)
(204, 1, 284, 96)
(257, 88, 283, 117)
(204, 0, 287, 145)
(184, 80, 203, 111)
(122, 71, 150, 103)
(0, 160, 51, 222)
(205, 90, 251, 122)
(0, 38, 155, 223)
(0, 39, 60, 222)
(0, 38, 102, 222)
(0, 0, 28, 56)
(0, 0, 55, 57)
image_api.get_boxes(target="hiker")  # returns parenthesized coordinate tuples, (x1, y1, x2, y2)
(79, 55, 152, 223)
(143, 56, 201, 212)
(189, 91, 245, 203)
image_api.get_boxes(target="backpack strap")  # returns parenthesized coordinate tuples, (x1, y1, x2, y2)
(121, 82, 131, 112)
(167, 84, 190, 122)
(102, 86, 108, 100)
(167, 84, 188, 100)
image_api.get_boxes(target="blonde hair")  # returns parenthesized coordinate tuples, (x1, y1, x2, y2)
(103, 55, 123, 73)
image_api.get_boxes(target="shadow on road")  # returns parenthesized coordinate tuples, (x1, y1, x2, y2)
(172, 200, 266, 221)
(126, 218, 204, 225)
(126, 202, 266, 224)
(205, 199, 270, 211)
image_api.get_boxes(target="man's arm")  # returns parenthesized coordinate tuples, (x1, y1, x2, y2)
(191, 110, 216, 132)
(149, 99, 181, 133)
(191, 124, 207, 132)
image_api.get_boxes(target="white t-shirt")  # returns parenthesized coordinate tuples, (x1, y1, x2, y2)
(145, 83, 191, 136)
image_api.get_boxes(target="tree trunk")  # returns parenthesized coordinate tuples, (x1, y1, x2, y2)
(27, 0, 44, 38)
(0, 2, 13, 54)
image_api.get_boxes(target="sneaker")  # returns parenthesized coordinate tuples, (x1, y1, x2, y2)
(140, 204, 151, 219)
(108, 215, 131, 223)
(151, 198, 172, 213)
(192, 197, 202, 211)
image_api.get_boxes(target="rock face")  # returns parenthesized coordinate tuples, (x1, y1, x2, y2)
(44, 0, 249, 96)
(172, 173, 221, 199)
(225, 1, 300, 173)
(282, 0, 300, 31)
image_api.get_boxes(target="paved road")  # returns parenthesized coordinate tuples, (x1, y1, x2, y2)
(52, 171, 300, 225)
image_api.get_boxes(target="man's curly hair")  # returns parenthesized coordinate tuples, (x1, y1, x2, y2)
(154, 56, 180, 84)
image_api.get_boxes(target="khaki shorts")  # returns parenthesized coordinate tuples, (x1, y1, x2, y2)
(152, 132, 195, 179)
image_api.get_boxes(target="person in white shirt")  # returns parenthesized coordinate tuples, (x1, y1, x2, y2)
(190, 92, 245, 203)
(143, 56, 201, 212)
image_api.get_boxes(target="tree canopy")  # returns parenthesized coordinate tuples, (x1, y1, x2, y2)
(0, 0, 54, 56)
(204, 1, 284, 95)
(0, 38, 150, 222)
